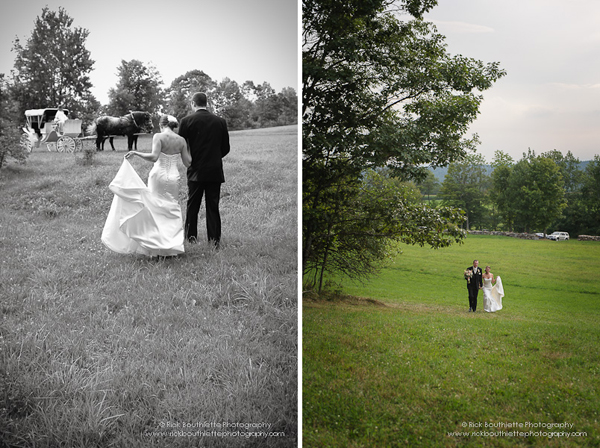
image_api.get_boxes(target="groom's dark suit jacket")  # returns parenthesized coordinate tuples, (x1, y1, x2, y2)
(466, 266, 483, 290)
(178, 109, 230, 183)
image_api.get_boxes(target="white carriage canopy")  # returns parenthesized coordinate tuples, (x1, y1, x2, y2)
(24, 108, 69, 133)
(25, 108, 69, 121)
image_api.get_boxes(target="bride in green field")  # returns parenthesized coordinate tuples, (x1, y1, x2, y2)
(482, 265, 503, 312)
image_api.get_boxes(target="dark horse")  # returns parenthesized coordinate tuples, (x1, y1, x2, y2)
(89, 111, 153, 151)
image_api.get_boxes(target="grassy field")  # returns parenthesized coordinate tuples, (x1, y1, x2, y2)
(0, 125, 298, 447)
(303, 235, 600, 447)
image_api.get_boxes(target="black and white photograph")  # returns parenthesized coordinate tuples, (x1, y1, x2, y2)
(0, 0, 298, 446)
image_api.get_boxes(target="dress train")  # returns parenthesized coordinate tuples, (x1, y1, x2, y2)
(483, 276, 503, 312)
(101, 159, 184, 256)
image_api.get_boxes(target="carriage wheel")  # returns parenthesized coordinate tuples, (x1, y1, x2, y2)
(57, 136, 76, 153)
(20, 135, 33, 153)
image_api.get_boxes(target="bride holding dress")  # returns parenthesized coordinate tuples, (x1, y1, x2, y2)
(101, 115, 191, 257)
(482, 265, 503, 312)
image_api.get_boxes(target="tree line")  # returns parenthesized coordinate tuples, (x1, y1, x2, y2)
(105, 61, 297, 131)
(0, 6, 297, 166)
(435, 149, 600, 237)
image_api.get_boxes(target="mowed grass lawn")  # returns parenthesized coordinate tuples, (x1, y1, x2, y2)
(303, 235, 600, 447)
(0, 125, 298, 447)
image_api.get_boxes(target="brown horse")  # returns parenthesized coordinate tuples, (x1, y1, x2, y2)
(88, 111, 153, 151)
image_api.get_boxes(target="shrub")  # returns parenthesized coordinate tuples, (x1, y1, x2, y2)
(0, 123, 28, 168)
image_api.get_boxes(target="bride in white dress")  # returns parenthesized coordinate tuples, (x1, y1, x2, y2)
(101, 115, 191, 256)
(482, 265, 503, 312)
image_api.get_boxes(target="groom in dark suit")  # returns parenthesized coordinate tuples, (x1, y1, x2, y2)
(466, 259, 483, 312)
(178, 92, 230, 247)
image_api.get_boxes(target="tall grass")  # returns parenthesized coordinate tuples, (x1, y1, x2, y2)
(0, 125, 298, 447)
(303, 235, 600, 447)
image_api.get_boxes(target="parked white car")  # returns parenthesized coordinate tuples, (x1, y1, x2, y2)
(547, 231, 570, 241)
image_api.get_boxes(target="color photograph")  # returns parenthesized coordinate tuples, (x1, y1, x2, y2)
(302, 0, 600, 446)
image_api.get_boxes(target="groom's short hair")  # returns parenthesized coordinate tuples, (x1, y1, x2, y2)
(192, 92, 208, 107)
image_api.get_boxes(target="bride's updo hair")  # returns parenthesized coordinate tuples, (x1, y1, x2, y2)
(159, 114, 178, 130)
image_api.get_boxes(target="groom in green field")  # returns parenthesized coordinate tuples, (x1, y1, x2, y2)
(465, 259, 483, 312)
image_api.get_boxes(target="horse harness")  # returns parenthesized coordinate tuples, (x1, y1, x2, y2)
(129, 112, 141, 130)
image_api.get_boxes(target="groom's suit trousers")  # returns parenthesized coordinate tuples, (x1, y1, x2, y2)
(468, 285, 479, 311)
(185, 180, 221, 244)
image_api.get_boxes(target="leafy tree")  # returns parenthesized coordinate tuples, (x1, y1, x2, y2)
(165, 70, 217, 121)
(254, 81, 276, 101)
(305, 169, 465, 291)
(241, 81, 258, 101)
(548, 191, 587, 236)
(107, 60, 164, 116)
(508, 150, 566, 233)
(276, 87, 298, 126)
(439, 153, 490, 230)
(490, 150, 515, 231)
(541, 150, 582, 194)
(302, 0, 505, 285)
(244, 82, 297, 128)
(213, 77, 251, 130)
(417, 170, 440, 203)
(0, 75, 26, 168)
(580, 156, 600, 235)
(252, 82, 280, 127)
(541, 150, 585, 236)
(10, 6, 97, 120)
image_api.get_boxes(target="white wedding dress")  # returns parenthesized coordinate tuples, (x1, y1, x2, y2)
(101, 154, 185, 256)
(483, 276, 503, 312)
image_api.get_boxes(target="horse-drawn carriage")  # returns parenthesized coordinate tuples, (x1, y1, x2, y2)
(21, 108, 154, 153)
(21, 108, 92, 152)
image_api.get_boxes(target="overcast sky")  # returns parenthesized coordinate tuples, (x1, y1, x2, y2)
(0, 0, 298, 105)
(424, 0, 600, 162)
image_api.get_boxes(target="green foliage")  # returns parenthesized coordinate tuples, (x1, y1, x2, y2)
(303, 0, 505, 287)
(10, 7, 97, 121)
(506, 150, 566, 233)
(489, 150, 515, 230)
(581, 156, 600, 235)
(439, 152, 490, 230)
(539, 150, 586, 236)
(541, 149, 583, 194)
(490, 150, 567, 234)
(487, 150, 600, 236)
(304, 169, 466, 291)
(417, 170, 440, 201)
